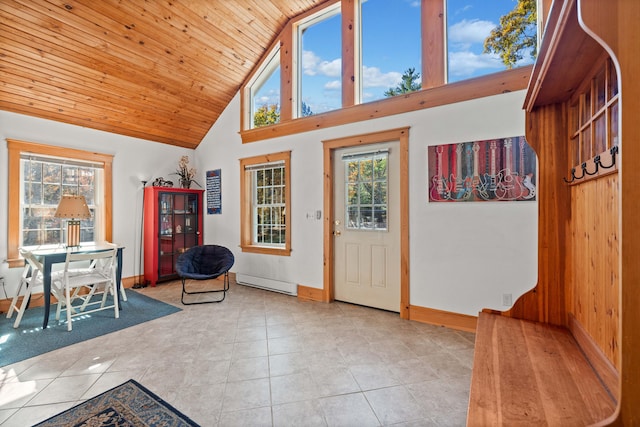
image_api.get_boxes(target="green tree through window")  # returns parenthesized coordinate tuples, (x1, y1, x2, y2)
(484, 0, 537, 69)
(384, 68, 422, 97)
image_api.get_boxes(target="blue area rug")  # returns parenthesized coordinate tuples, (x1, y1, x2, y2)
(34, 379, 199, 426)
(0, 291, 181, 367)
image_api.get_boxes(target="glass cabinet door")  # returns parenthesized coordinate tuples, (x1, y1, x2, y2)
(157, 191, 201, 280)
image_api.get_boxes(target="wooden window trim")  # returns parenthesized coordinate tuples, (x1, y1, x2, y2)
(240, 151, 292, 256)
(6, 139, 113, 268)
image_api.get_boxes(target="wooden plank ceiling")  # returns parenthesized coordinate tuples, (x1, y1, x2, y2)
(0, 0, 329, 148)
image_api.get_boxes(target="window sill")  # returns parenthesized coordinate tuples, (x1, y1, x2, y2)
(6, 258, 24, 269)
(240, 245, 291, 256)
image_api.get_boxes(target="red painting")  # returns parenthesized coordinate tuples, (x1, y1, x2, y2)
(428, 136, 537, 202)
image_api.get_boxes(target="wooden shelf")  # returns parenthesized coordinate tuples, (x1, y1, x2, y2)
(524, 0, 603, 111)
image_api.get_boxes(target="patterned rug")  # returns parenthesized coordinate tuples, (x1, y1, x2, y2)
(34, 379, 199, 427)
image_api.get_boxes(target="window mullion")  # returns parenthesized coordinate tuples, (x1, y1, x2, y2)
(423, 0, 446, 88)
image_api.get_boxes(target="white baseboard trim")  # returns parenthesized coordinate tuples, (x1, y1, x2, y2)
(236, 273, 297, 296)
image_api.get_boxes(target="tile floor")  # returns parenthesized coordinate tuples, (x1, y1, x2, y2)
(0, 279, 475, 426)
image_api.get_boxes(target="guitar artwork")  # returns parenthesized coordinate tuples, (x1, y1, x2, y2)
(471, 142, 490, 200)
(519, 137, 536, 200)
(495, 137, 525, 200)
(451, 143, 471, 200)
(458, 143, 474, 200)
(429, 145, 451, 201)
(482, 140, 499, 199)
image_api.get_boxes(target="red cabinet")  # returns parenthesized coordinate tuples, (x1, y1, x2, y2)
(144, 186, 204, 286)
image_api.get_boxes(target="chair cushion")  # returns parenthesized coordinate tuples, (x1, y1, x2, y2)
(176, 245, 234, 280)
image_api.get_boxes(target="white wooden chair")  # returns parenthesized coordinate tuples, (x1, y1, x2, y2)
(51, 242, 119, 331)
(6, 248, 46, 328)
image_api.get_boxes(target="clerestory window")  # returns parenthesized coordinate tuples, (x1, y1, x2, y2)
(250, 45, 281, 129)
(295, 3, 342, 117)
(241, 0, 537, 137)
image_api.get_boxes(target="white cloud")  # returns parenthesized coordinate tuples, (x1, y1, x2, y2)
(324, 80, 341, 90)
(454, 4, 473, 15)
(318, 58, 341, 77)
(302, 50, 341, 77)
(448, 51, 502, 77)
(362, 66, 402, 89)
(448, 19, 496, 45)
(302, 50, 320, 76)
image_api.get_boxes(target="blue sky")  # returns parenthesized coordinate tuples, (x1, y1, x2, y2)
(254, 0, 534, 117)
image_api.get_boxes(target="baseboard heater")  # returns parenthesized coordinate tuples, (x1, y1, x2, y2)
(236, 273, 297, 296)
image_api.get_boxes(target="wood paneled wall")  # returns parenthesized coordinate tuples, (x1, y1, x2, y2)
(570, 174, 619, 369)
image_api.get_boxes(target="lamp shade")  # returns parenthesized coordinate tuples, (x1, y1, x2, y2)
(55, 195, 91, 247)
(54, 195, 92, 219)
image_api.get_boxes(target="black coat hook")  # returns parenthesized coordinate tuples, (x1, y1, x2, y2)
(564, 168, 578, 183)
(583, 160, 599, 176)
(598, 145, 618, 169)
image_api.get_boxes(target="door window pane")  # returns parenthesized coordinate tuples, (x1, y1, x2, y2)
(344, 152, 388, 230)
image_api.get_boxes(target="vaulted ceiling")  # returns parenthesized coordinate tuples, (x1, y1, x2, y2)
(0, 0, 329, 148)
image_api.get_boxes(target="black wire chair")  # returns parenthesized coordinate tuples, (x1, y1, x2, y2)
(175, 245, 234, 305)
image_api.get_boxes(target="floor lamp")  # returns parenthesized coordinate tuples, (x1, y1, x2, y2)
(133, 180, 148, 288)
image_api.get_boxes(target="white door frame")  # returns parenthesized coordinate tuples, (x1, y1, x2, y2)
(322, 127, 410, 319)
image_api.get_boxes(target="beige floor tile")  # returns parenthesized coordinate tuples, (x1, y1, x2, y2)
(218, 406, 272, 427)
(26, 373, 101, 406)
(309, 366, 360, 397)
(0, 409, 16, 425)
(270, 371, 319, 405)
(267, 336, 305, 355)
(319, 392, 380, 426)
(272, 399, 327, 427)
(168, 382, 225, 426)
(0, 378, 53, 409)
(59, 352, 117, 377)
(269, 352, 307, 377)
(233, 339, 268, 359)
(1, 280, 475, 426)
(80, 371, 146, 400)
(349, 362, 401, 391)
(221, 378, 271, 413)
(228, 356, 269, 382)
(365, 385, 427, 425)
(1, 402, 75, 427)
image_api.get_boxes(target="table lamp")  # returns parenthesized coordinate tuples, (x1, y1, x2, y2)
(54, 195, 92, 247)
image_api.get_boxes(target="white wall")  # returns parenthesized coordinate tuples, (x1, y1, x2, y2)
(0, 89, 538, 316)
(197, 90, 538, 316)
(0, 111, 195, 297)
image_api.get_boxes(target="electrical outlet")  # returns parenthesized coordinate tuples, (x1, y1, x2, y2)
(502, 293, 513, 306)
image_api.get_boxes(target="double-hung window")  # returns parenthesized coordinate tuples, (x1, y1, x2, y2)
(240, 151, 291, 255)
(7, 140, 113, 267)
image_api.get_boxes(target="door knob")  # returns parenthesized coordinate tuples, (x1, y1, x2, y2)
(333, 230, 341, 236)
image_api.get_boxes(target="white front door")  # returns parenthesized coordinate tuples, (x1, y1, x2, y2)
(333, 141, 401, 312)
